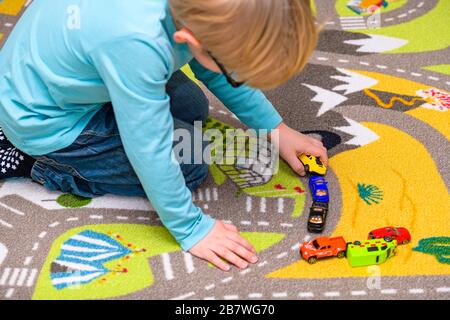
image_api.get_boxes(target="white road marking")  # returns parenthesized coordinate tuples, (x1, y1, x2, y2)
(428, 76, 439, 81)
(260, 198, 266, 213)
(273, 292, 288, 298)
(183, 252, 195, 274)
(324, 291, 341, 297)
(66, 217, 79, 222)
(137, 216, 150, 221)
(0, 219, 13, 229)
(8, 268, 20, 286)
(5, 288, 14, 298)
(249, 293, 263, 298)
(291, 243, 301, 251)
(172, 292, 195, 300)
(303, 235, 311, 242)
(411, 72, 422, 77)
(0, 268, 11, 285)
(417, 2, 424, 8)
(385, 17, 394, 22)
(223, 220, 233, 225)
(397, 13, 407, 18)
(276, 252, 288, 259)
(277, 198, 284, 213)
(205, 284, 215, 290)
(246, 196, 252, 212)
(376, 65, 387, 69)
(161, 253, 174, 281)
(281, 223, 293, 228)
(338, 59, 349, 63)
(213, 188, 218, 201)
(257, 221, 270, 226)
(221, 277, 233, 284)
(317, 57, 329, 61)
(257, 261, 268, 267)
(23, 257, 33, 266)
(351, 290, 367, 296)
(409, 288, 425, 294)
(205, 188, 211, 202)
(360, 61, 370, 66)
(89, 215, 103, 220)
(116, 216, 129, 220)
(16, 268, 28, 287)
(381, 289, 397, 295)
(298, 292, 314, 298)
(204, 297, 215, 300)
(436, 287, 450, 293)
(0, 201, 25, 216)
(32, 243, 39, 251)
(241, 221, 251, 226)
(396, 69, 406, 73)
(224, 295, 239, 300)
(26, 269, 38, 287)
(198, 189, 204, 201)
(49, 221, 60, 228)
(408, 9, 416, 14)
(240, 269, 252, 275)
(38, 232, 47, 239)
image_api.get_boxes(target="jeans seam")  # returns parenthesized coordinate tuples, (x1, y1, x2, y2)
(34, 156, 93, 183)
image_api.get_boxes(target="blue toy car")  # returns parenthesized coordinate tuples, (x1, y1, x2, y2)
(309, 176, 329, 203)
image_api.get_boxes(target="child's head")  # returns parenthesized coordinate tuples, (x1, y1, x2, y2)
(171, 0, 318, 90)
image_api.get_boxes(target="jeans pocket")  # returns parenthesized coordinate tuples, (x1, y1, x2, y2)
(34, 156, 93, 183)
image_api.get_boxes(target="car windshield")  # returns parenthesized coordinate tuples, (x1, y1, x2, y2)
(312, 240, 320, 249)
(393, 227, 400, 235)
(316, 190, 327, 196)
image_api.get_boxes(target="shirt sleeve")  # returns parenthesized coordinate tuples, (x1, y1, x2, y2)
(189, 59, 283, 132)
(89, 34, 215, 251)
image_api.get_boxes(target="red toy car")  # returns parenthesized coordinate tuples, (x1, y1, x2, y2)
(368, 227, 411, 245)
(300, 237, 347, 264)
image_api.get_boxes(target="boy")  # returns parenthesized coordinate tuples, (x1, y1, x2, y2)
(0, 0, 328, 271)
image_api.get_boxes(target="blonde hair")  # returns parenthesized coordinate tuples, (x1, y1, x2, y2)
(172, 0, 318, 90)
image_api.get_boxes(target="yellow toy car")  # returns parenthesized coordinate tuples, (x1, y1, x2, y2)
(299, 154, 327, 176)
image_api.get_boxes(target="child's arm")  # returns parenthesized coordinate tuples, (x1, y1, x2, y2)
(89, 35, 256, 271)
(189, 59, 329, 173)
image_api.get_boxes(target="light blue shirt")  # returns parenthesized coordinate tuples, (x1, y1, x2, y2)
(0, 0, 283, 250)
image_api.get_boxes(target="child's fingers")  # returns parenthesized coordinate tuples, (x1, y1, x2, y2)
(227, 232, 256, 254)
(205, 251, 231, 272)
(306, 145, 329, 166)
(214, 246, 249, 269)
(286, 153, 306, 176)
(226, 236, 258, 263)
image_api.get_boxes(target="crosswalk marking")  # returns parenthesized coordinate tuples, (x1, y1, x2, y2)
(183, 252, 195, 274)
(260, 198, 266, 213)
(0, 268, 38, 287)
(246, 196, 252, 212)
(277, 198, 284, 213)
(161, 254, 174, 281)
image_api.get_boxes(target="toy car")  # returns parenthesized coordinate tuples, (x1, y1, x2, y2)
(368, 227, 411, 245)
(299, 154, 327, 176)
(308, 202, 329, 233)
(309, 176, 329, 203)
(346, 238, 397, 267)
(300, 236, 347, 264)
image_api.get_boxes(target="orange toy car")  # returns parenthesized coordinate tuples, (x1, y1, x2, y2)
(300, 236, 347, 264)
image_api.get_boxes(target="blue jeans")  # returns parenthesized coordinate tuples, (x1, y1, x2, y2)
(30, 71, 210, 198)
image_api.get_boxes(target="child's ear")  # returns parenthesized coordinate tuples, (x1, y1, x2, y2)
(173, 28, 202, 49)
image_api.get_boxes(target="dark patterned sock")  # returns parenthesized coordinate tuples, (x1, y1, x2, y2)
(0, 128, 35, 179)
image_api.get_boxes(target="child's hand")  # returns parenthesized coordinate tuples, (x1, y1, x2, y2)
(270, 123, 328, 176)
(189, 220, 258, 271)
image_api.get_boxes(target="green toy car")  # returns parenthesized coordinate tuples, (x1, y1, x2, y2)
(346, 237, 397, 267)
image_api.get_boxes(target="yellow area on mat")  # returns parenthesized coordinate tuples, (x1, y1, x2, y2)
(269, 123, 450, 279)
(0, 0, 26, 15)
(351, 69, 450, 139)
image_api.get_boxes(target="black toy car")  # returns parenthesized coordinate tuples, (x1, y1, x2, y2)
(307, 202, 329, 233)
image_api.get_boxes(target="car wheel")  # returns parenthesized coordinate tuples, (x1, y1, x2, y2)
(384, 236, 393, 242)
(354, 241, 361, 245)
(308, 257, 318, 264)
(337, 251, 346, 259)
